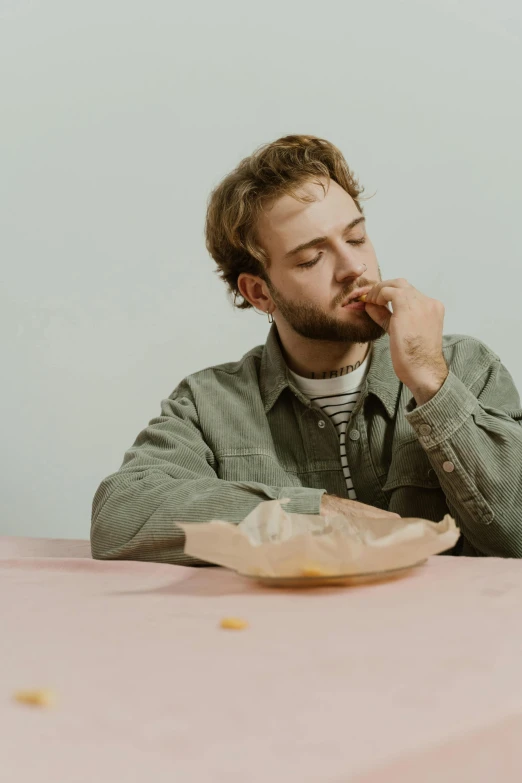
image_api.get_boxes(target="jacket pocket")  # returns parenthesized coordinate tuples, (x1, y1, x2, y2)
(381, 439, 494, 528)
(379, 440, 451, 527)
(381, 439, 441, 492)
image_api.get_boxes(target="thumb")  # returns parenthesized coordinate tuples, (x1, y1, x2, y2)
(365, 302, 391, 332)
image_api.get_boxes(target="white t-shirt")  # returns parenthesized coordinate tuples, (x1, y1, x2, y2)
(288, 350, 371, 499)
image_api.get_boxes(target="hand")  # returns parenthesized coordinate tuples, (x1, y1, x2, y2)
(320, 494, 400, 519)
(363, 278, 448, 405)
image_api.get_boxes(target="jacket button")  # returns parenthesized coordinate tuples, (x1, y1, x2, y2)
(419, 424, 432, 436)
(442, 461, 455, 473)
(349, 429, 360, 441)
(318, 420, 326, 428)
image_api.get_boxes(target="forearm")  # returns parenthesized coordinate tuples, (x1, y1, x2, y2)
(91, 468, 325, 565)
(91, 385, 326, 565)
(406, 369, 522, 557)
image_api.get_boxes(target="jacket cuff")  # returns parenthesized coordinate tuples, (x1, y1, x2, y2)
(405, 371, 479, 446)
(277, 486, 326, 516)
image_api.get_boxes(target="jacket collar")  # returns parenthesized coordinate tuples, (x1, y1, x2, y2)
(259, 324, 402, 418)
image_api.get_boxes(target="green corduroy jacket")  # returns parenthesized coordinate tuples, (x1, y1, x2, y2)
(91, 326, 522, 563)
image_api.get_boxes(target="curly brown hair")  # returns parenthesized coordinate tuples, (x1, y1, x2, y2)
(204, 134, 367, 310)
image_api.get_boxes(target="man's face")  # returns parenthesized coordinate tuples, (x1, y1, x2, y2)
(255, 177, 385, 343)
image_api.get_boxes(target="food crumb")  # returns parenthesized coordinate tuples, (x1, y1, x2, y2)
(14, 689, 56, 707)
(301, 565, 328, 577)
(220, 617, 248, 630)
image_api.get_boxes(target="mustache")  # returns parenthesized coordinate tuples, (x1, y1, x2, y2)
(333, 277, 376, 307)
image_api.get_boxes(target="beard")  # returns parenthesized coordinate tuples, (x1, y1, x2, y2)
(265, 277, 386, 344)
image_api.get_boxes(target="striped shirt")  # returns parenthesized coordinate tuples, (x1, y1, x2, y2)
(288, 350, 371, 499)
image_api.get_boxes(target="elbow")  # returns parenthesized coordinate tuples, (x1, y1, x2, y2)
(90, 474, 140, 561)
(90, 470, 187, 564)
(89, 521, 119, 561)
(90, 511, 128, 562)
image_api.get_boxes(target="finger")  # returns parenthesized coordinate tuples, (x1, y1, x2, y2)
(379, 277, 411, 289)
(365, 285, 409, 308)
(364, 302, 391, 331)
(341, 499, 400, 518)
(354, 501, 384, 512)
(364, 277, 412, 302)
(355, 504, 400, 518)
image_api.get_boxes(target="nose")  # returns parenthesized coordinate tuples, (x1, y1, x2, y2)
(333, 243, 367, 283)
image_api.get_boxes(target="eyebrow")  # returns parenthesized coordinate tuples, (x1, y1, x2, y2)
(283, 216, 366, 259)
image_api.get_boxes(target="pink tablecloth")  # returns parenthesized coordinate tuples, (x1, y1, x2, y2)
(1, 537, 522, 782)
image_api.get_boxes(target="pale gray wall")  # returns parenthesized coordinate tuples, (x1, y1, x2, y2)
(1, 0, 521, 539)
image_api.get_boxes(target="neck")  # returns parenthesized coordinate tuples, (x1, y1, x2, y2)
(275, 322, 370, 379)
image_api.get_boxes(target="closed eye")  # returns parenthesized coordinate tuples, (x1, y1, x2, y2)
(298, 255, 322, 269)
(297, 237, 367, 269)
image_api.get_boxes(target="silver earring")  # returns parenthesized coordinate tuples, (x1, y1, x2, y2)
(267, 311, 274, 324)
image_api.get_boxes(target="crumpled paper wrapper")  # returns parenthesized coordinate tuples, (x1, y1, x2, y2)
(180, 499, 460, 578)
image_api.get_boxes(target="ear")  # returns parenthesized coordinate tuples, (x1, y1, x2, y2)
(237, 273, 274, 312)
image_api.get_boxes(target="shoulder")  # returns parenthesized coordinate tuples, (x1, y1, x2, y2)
(189, 343, 264, 382)
(375, 331, 500, 365)
(374, 331, 502, 386)
(441, 333, 502, 384)
(441, 333, 500, 363)
(169, 343, 265, 402)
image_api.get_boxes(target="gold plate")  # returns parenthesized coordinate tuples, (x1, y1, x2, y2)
(239, 560, 427, 588)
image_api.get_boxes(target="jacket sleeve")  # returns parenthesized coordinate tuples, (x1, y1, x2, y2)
(405, 341, 522, 557)
(90, 380, 325, 565)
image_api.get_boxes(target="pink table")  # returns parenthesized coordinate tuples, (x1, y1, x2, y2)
(1, 537, 522, 782)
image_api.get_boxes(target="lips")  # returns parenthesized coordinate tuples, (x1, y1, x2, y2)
(341, 286, 372, 307)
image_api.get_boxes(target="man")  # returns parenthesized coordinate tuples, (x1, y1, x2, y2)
(91, 134, 522, 562)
